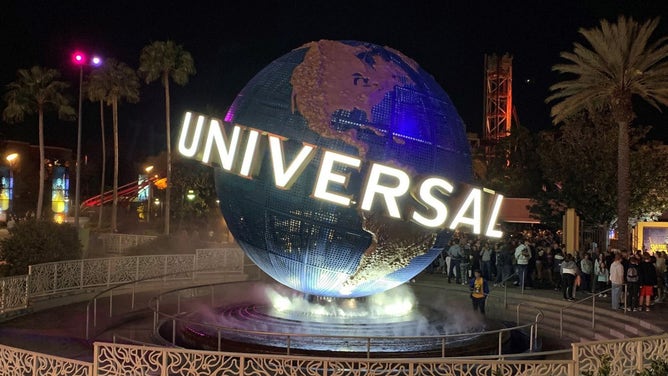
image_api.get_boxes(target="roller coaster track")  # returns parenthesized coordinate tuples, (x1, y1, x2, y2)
(80, 176, 157, 208)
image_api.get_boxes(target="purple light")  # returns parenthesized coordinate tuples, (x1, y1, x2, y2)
(91, 56, 102, 66)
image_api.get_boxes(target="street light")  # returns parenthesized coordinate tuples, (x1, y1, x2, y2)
(144, 165, 154, 222)
(72, 51, 102, 228)
(1, 153, 18, 213)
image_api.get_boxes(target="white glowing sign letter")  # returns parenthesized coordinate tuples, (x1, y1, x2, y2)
(202, 119, 243, 171)
(485, 194, 504, 238)
(411, 177, 453, 228)
(268, 135, 316, 189)
(239, 129, 261, 177)
(177, 112, 204, 158)
(313, 150, 361, 206)
(449, 188, 483, 234)
(360, 163, 411, 219)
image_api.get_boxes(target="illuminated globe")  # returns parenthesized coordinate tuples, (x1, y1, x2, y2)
(217, 40, 472, 297)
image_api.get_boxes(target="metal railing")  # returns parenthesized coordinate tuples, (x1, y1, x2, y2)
(559, 284, 627, 338)
(84, 265, 249, 340)
(0, 247, 245, 316)
(0, 343, 92, 376)
(0, 274, 28, 313)
(150, 280, 545, 358)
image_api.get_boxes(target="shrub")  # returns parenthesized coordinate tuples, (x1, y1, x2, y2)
(0, 219, 82, 276)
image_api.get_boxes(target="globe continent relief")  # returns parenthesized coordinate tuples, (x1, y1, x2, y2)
(217, 40, 472, 297)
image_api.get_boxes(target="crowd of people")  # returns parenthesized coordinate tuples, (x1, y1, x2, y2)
(431, 229, 668, 313)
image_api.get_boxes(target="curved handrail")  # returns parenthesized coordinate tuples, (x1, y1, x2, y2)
(149, 281, 545, 358)
(84, 264, 250, 340)
(558, 285, 625, 338)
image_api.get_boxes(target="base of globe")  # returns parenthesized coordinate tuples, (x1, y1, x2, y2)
(156, 281, 536, 357)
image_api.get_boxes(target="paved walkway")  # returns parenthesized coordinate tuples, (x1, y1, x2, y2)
(414, 271, 668, 331)
(0, 272, 666, 362)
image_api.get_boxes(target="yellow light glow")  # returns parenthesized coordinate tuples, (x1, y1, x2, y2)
(6, 153, 18, 163)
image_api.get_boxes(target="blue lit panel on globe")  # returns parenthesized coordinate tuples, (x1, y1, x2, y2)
(217, 40, 472, 297)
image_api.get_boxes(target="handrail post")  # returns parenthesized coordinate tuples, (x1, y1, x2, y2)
(529, 325, 534, 352)
(85, 304, 90, 340)
(591, 293, 596, 331)
(106, 259, 111, 287)
(53, 263, 58, 293)
(498, 331, 502, 356)
(624, 284, 628, 314)
(441, 337, 446, 357)
(172, 319, 176, 345)
(559, 308, 563, 338)
(109, 289, 113, 317)
(154, 298, 160, 332)
(80, 259, 84, 289)
(217, 330, 221, 351)
(367, 337, 371, 359)
(286, 336, 291, 355)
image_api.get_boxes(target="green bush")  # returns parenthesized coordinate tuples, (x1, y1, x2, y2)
(636, 359, 668, 376)
(0, 219, 82, 276)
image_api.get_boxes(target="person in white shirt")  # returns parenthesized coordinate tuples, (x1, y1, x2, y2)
(514, 239, 532, 289)
(609, 253, 625, 310)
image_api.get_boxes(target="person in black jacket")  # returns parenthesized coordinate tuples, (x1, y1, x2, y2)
(638, 252, 658, 312)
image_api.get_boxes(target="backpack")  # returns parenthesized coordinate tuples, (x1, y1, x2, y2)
(626, 265, 639, 283)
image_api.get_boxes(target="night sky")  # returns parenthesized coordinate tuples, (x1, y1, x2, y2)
(2, 0, 668, 181)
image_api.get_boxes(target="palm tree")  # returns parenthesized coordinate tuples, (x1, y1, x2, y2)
(87, 59, 140, 232)
(139, 40, 196, 236)
(2, 66, 75, 219)
(547, 16, 668, 250)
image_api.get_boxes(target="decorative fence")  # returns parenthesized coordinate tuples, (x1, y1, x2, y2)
(1, 246, 668, 375)
(0, 343, 92, 376)
(93, 342, 574, 376)
(573, 334, 668, 375)
(0, 275, 28, 313)
(0, 247, 245, 314)
(1, 335, 667, 376)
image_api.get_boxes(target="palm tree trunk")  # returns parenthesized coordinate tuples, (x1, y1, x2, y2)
(37, 108, 45, 220)
(617, 119, 631, 250)
(98, 100, 106, 229)
(112, 97, 119, 232)
(164, 73, 171, 236)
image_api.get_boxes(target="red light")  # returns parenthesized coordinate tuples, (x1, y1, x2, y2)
(72, 51, 86, 65)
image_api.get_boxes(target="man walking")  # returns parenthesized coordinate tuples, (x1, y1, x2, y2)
(447, 239, 463, 284)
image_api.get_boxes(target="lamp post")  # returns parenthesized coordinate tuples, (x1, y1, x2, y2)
(144, 165, 154, 223)
(72, 51, 102, 228)
(2, 153, 18, 213)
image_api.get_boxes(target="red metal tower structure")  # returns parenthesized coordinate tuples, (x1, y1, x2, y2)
(483, 54, 513, 145)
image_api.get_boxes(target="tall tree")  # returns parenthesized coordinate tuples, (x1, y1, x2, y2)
(87, 59, 140, 232)
(2, 66, 75, 219)
(534, 110, 668, 232)
(139, 40, 196, 236)
(547, 16, 668, 250)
